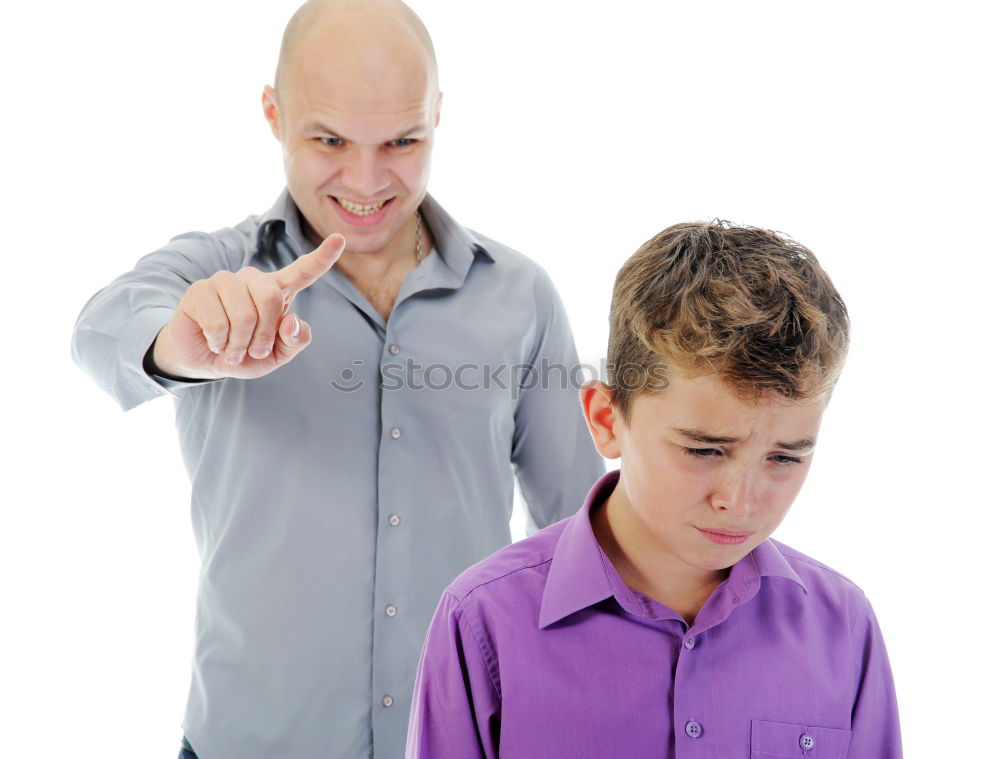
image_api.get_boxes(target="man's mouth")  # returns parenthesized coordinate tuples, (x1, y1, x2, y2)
(335, 197, 389, 217)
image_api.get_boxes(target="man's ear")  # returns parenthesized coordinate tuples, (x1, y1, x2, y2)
(580, 381, 622, 460)
(262, 85, 281, 140)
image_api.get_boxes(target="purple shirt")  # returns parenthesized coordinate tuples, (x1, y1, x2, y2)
(406, 471, 902, 759)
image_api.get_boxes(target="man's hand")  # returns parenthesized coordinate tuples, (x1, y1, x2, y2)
(150, 233, 347, 380)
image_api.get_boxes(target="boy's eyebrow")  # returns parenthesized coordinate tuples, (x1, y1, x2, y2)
(675, 429, 742, 445)
(675, 428, 815, 450)
(775, 438, 816, 451)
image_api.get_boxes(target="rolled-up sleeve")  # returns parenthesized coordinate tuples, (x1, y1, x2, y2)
(406, 592, 500, 759)
(848, 598, 903, 758)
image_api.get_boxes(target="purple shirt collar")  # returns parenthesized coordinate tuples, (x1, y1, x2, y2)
(539, 470, 807, 631)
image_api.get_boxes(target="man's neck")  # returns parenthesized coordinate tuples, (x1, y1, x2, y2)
(591, 489, 729, 626)
(333, 213, 434, 321)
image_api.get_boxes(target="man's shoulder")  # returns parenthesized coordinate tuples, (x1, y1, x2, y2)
(161, 213, 259, 256)
(466, 229, 558, 283)
(444, 518, 571, 604)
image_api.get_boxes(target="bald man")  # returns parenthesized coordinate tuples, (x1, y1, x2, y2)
(71, 2, 604, 758)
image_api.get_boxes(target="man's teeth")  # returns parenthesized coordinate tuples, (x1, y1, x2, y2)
(337, 198, 387, 216)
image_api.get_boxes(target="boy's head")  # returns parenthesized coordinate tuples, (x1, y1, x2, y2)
(607, 221, 849, 419)
(583, 221, 850, 574)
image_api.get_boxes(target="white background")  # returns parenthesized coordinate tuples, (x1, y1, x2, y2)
(2, 1, 997, 756)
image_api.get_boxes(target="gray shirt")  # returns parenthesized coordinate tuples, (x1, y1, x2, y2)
(72, 190, 605, 759)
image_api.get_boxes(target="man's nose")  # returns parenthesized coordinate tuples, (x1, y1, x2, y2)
(342, 149, 389, 198)
(709, 466, 757, 516)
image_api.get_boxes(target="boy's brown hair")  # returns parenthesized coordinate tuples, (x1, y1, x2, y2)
(607, 221, 850, 420)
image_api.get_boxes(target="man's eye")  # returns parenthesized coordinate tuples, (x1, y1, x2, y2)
(771, 454, 804, 467)
(319, 137, 343, 147)
(684, 447, 721, 459)
(390, 138, 416, 147)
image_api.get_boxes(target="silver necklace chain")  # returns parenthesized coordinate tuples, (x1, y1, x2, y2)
(415, 211, 424, 263)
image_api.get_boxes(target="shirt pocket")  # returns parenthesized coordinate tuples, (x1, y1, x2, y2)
(751, 719, 852, 759)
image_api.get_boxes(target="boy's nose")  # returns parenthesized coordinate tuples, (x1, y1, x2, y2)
(709, 467, 757, 517)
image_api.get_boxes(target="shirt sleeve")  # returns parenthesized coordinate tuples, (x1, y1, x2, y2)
(510, 268, 607, 530)
(71, 231, 242, 411)
(848, 597, 903, 758)
(406, 592, 501, 759)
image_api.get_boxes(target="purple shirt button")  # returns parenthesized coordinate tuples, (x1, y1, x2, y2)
(684, 636, 696, 650)
(685, 720, 703, 739)
(800, 734, 815, 750)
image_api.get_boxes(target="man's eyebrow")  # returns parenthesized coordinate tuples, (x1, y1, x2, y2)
(304, 122, 341, 136)
(302, 124, 427, 141)
(675, 428, 815, 450)
(389, 125, 428, 140)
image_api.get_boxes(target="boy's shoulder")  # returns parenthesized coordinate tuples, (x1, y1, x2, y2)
(767, 538, 872, 613)
(445, 518, 572, 603)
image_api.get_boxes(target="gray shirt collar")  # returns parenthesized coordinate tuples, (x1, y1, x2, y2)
(255, 188, 494, 286)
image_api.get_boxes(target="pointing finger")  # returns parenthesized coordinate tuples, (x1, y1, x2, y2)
(272, 233, 346, 299)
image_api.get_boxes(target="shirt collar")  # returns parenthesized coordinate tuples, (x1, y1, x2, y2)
(253, 189, 494, 276)
(255, 189, 315, 262)
(538, 470, 807, 630)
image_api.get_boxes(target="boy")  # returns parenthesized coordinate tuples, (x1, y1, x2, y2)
(405, 222, 902, 758)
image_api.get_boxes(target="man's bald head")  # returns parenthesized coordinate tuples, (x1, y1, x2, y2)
(274, 0, 438, 108)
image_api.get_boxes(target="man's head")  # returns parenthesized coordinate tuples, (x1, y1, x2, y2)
(262, 0, 441, 257)
(583, 222, 850, 575)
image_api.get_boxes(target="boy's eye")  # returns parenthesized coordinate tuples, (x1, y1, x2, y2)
(684, 447, 721, 459)
(319, 137, 343, 147)
(770, 454, 804, 467)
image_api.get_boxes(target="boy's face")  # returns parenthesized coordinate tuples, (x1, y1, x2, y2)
(583, 372, 826, 574)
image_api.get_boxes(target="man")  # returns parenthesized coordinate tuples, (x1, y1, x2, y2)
(407, 222, 902, 757)
(71, 1, 604, 757)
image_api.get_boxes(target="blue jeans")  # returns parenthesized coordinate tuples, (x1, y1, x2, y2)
(178, 737, 198, 759)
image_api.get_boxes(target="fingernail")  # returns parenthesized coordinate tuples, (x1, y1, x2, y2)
(291, 315, 301, 338)
(208, 344, 221, 354)
(249, 345, 271, 359)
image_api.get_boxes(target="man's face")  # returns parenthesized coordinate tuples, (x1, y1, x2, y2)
(264, 32, 440, 255)
(594, 372, 826, 575)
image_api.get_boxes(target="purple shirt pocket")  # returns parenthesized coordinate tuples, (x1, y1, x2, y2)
(752, 719, 852, 758)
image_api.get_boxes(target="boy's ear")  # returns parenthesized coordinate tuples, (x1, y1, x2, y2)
(580, 381, 622, 460)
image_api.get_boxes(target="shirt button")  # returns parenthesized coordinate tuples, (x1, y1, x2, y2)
(385, 604, 397, 617)
(389, 427, 401, 439)
(388, 514, 401, 527)
(381, 695, 394, 708)
(388, 344, 400, 356)
(800, 734, 815, 751)
(685, 721, 703, 739)
(684, 636, 696, 650)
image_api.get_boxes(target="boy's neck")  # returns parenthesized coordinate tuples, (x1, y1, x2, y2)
(590, 488, 729, 627)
